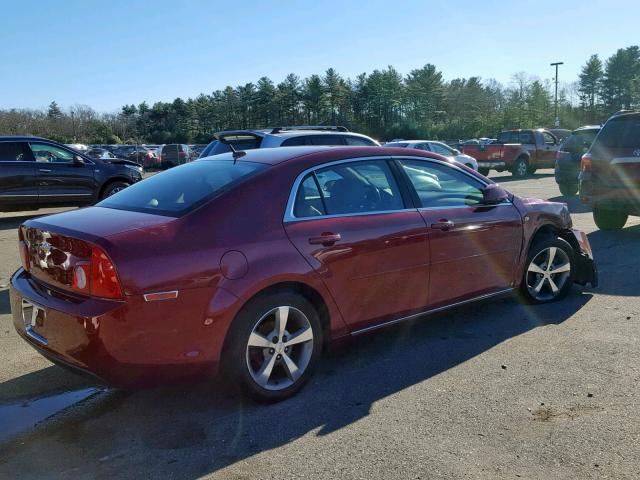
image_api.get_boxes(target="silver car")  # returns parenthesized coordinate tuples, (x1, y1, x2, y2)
(383, 140, 478, 171)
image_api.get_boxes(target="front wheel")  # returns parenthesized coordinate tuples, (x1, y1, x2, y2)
(478, 167, 490, 176)
(100, 181, 130, 199)
(520, 237, 574, 304)
(222, 292, 323, 402)
(593, 205, 628, 230)
(558, 182, 578, 197)
(512, 157, 529, 178)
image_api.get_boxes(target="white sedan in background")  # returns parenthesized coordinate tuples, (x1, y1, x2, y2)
(383, 140, 478, 171)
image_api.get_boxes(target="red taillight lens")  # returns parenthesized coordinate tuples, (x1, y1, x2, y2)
(90, 246, 123, 299)
(581, 153, 592, 172)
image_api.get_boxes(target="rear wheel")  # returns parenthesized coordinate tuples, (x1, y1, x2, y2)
(100, 181, 130, 199)
(593, 205, 628, 230)
(478, 167, 490, 177)
(222, 292, 323, 402)
(558, 182, 578, 197)
(520, 237, 574, 303)
(512, 157, 529, 178)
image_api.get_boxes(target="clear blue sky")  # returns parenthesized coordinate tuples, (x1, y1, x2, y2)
(2, 0, 638, 112)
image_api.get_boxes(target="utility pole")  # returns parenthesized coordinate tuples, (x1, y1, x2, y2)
(550, 62, 563, 127)
(70, 110, 77, 141)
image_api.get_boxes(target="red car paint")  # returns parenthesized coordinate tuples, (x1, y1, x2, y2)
(10, 146, 596, 387)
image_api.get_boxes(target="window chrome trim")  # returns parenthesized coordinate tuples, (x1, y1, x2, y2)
(350, 288, 514, 336)
(283, 154, 511, 223)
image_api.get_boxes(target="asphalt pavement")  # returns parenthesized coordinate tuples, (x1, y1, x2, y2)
(0, 170, 639, 479)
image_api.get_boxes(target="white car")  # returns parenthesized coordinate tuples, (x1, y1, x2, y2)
(383, 140, 478, 171)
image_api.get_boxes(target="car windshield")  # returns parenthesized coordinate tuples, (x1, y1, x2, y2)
(97, 160, 267, 216)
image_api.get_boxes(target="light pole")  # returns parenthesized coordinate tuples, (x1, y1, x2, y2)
(550, 62, 563, 127)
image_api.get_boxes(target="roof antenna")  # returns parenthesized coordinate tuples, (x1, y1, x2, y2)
(227, 143, 246, 164)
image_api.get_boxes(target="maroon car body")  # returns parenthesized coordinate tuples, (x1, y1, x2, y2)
(10, 146, 597, 398)
(463, 129, 560, 177)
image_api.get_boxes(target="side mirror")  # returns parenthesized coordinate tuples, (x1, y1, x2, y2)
(482, 184, 509, 205)
(453, 149, 461, 155)
(73, 155, 85, 166)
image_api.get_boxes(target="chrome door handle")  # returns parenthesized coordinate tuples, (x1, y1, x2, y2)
(39, 169, 52, 173)
(431, 220, 455, 231)
(308, 233, 341, 246)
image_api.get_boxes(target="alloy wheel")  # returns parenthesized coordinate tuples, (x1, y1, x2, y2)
(246, 306, 314, 391)
(516, 160, 528, 177)
(525, 246, 571, 302)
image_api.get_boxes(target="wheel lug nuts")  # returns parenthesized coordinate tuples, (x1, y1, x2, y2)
(284, 347, 289, 352)
(277, 354, 282, 359)
(272, 336, 278, 343)
(269, 348, 275, 355)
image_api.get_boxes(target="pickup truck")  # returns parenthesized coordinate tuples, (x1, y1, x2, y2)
(462, 129, 561, 177)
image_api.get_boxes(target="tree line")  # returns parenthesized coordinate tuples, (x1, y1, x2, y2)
(1, 45, 638, 145)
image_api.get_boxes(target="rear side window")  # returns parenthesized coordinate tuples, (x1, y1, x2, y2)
(519, 132, 535, 144)
(98, 161, 268, 216)
(597, 116, 640, 148)
(497, 131, 517, 143)
(0, 142, 34, 161)
(294, 175, 326, 217)
(344, 136, 376, 146)
(281, 136, 308, 147)
(309, 135, 345, 146)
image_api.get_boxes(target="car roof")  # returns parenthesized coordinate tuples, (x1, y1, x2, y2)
(573, 125, 601, 132)
(200, 145, 442, 166)
(0, 136, 51, 142)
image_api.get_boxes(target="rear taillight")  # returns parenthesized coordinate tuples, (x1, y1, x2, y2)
(18, 227, 30, 271)
(70, 245, 122, 299)
(581, 153, 593, 172)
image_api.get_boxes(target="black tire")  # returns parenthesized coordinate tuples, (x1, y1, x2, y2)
(512, 157, 529, 178)
(478, 167, 490, 177)
(527, 165, 537, 175)
(558, 182, 578, 197)
(100, 181, 130, 199)
(222, 291, 323, 402)
(593, 205, 628, 230)
(520, 237, 575, 304)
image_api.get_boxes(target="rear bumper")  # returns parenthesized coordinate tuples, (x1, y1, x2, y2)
(10, 269, 229, 388)
(579, 176, 640, 213)
(554, 160, 579, 184)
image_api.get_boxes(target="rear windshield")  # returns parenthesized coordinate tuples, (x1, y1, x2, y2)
(596, 115, 640, 148)
(561, 129, 599, 151)
(97, 160, 267, 216)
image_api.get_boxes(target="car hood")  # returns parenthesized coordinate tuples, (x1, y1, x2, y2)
(104, 158, 142, 168)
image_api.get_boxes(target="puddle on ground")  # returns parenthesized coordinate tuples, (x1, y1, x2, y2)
(0, 387, 101, 443)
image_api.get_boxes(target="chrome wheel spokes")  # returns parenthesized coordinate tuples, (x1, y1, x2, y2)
(526, 246, 571, 301)
(246, 306, 314, 390)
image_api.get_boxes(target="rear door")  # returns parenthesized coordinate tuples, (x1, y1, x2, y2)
(284, 157, 431, 331)
(29, 142, 96, 206)
(0, 142, 38, 209)
(395, 157, 522, 307)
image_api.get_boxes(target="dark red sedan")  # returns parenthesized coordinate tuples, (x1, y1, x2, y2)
(10, 146, 597, 401)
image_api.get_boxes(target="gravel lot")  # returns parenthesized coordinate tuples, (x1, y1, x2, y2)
(1, 170, 639, 479)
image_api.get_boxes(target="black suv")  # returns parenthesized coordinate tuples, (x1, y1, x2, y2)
(555, 125, 601, 196)
(0, 136, 143, 212)
(580, 111, 640, 229)
(199, 126, 379, 158)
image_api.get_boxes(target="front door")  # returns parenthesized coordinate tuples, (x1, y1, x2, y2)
(396, 158, 523, 307)
(284, 158, 430, 331)
(0, 142, 38, 209)
(29, 143, 96, 205)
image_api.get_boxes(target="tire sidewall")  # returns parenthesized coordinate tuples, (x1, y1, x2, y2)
(101, 181, 130, 199)
(223, 291, 323, 402)
(593, 205, 628, 230)
(520, 237, 575, 304)
(513, 158, 528, 178)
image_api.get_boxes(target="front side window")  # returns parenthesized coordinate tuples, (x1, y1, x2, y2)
(30, 143, 75, 163)
(543, 132, 556, 145)
(520, 132, 535, 144)
(429, 142, 454, 156)
(398, 159, 485, 208)
(293, 160, 404, 217)
(344, 136, 376, 146)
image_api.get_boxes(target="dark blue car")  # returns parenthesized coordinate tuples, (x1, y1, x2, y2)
(555, 126, 600, 196)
